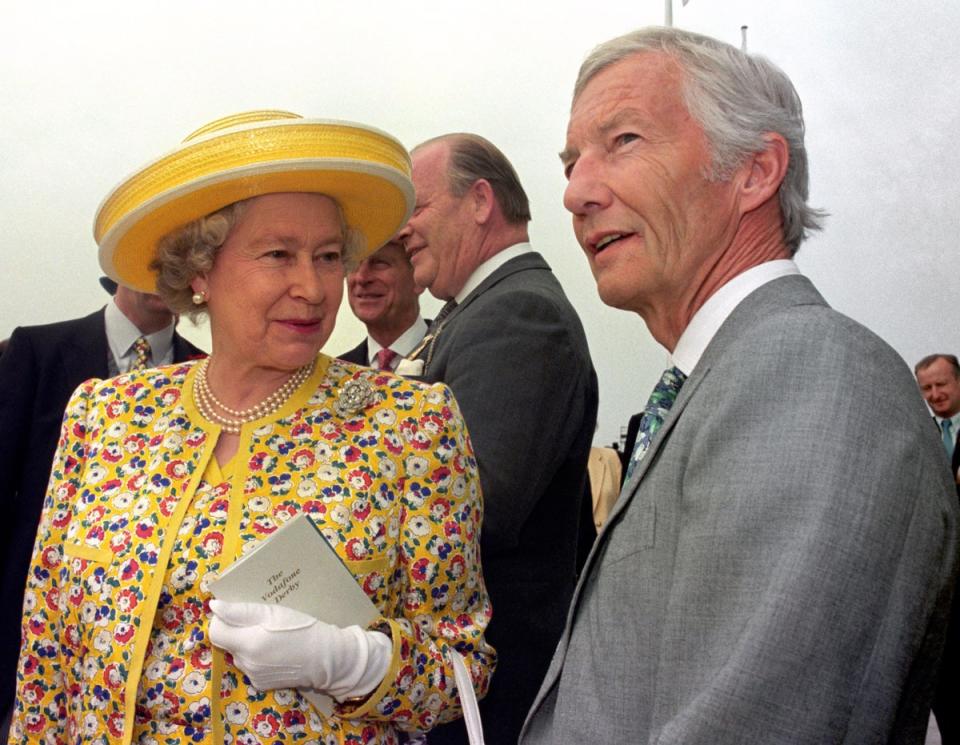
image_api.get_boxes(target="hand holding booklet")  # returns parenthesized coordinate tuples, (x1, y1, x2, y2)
(209, 513, 379, 715)
(209, 512, 485, 743)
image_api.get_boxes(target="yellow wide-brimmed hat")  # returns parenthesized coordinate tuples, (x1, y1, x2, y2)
(95, 110, 414, 293)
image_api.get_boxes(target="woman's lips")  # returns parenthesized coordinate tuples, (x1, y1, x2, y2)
(276, 319, 323, 334)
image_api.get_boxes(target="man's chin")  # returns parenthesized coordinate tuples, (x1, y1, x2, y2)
(145, 299, 174, 315)
(412, 270, 432, 289)
(348, 302, 386, 322)
(595, 279, 631, 312)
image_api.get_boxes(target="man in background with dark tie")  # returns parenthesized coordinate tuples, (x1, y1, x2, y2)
(0, 276, 202, 739)
(338, 238, 426, 371)
(916, 352, 960, 743)
(398, 132, 598, 745)
(522, 26, 957, 744)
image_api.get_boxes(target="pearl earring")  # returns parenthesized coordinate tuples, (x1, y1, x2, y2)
(192, 290, 206, 306)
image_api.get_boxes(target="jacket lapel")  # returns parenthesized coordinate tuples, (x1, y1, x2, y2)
(172, 332, 203, 362)
(421, 252, 549, 374)
(604, 364, 710, 527)
(58, 308, 110, 384)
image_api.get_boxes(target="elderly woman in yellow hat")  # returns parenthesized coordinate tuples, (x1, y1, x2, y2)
(9, 111, 493, 745)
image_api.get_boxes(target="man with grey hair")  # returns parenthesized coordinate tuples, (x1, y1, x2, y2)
(399, 133, 598, 745)
(521, 27, 958, 744)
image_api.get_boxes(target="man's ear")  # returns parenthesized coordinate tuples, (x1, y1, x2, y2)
(738, 132, 789, 213)
(469, 178, 496, 224)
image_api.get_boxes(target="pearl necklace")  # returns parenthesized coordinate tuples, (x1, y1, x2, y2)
(193, 357, 314, 434)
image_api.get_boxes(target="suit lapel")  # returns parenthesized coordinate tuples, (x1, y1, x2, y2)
(455, 252, 548, 315)
(58, 309, 110, 385)
(172, 333, 203, 362)
(570, 275, 831, 606)
(421, 252, 549, 374)
(604, 364, 710, 528)
(528, 360, 710, 719)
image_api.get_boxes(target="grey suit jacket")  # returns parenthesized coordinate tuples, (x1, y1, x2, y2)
(521, 274, 958, 744)
(422, 251, 598, 745)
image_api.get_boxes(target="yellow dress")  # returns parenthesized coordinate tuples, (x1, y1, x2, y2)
(132, 456, 233, 744)
(10, 356, 494, 745)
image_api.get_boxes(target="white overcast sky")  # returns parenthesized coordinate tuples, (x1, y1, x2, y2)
(2, 0, 957, 447)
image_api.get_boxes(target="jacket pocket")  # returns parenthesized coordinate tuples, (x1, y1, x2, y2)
(62, 541, 114, 564)
(600, 501, 657, 566)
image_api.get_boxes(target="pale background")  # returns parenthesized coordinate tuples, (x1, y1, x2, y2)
(2, 0, 957, 448)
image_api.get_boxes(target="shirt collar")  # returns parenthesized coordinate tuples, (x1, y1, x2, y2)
(104, 298, 176, 369)
(454, 243, 532, 304)
(671, 259, 800, 375)
(935, 411, 960, 429)
(366, 316, 428, 362)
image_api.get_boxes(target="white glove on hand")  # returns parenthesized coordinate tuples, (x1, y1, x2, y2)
(208, 599, 392, 701)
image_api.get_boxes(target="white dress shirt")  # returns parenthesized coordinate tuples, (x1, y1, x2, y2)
(935, 412, 960, 454)
(104, 299, 176, 373)
(367, 317, 428, 370)
(454, 243, 533, 304)
(671, 260, 801, 376)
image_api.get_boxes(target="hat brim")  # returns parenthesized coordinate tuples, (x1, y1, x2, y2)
(95, 117, 414, 293)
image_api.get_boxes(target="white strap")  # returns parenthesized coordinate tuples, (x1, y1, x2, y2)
(448, 649, 485, 745)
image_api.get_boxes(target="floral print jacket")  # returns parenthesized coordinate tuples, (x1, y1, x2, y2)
(9, 356, 494, 745)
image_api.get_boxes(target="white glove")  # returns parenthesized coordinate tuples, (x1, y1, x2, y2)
(208, 599, 392, 701)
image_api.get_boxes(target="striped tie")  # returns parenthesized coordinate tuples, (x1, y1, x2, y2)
(410, 299, 458, 365)
(429, 299, 458, 332)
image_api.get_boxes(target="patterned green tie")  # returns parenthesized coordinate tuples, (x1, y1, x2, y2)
(626, 366, 687, 480)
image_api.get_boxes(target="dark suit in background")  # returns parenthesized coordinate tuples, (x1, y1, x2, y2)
(952, 436, 960, 491)
(0, 308, 202, 728)
(421, 251, 598, 745)
(337, 339, 369, 366)
(934, 421, 960, 743)
(915, 354, 960, 743)
(620, 411, 643, 481)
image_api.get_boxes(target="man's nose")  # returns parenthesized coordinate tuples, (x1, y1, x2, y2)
(562, 155, 610, 216)
(351, 261, 373, 283)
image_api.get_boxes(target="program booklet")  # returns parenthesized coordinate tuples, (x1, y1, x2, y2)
(209, 513, 379, 715)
